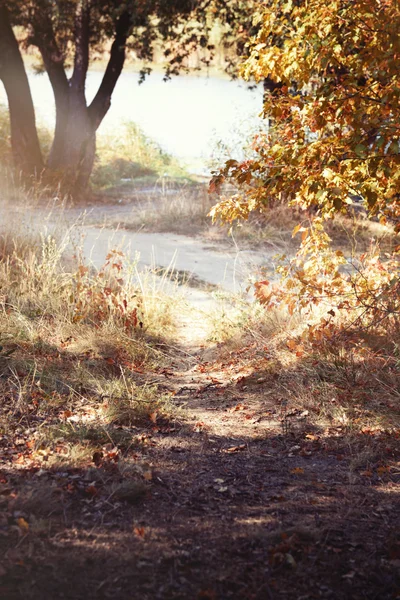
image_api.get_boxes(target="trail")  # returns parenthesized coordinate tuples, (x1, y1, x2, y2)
(2, 204, 398, 600)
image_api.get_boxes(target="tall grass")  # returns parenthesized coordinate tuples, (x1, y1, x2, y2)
(0, 219, 183, 450)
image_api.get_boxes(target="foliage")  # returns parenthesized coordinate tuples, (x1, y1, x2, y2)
(210, 0, 400, 326)
(71, 250, 143, 332)
(212, 0, 400, 221)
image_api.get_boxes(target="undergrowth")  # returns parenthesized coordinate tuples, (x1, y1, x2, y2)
(207, 282, 400, 445)
(0, 222, 181, 470)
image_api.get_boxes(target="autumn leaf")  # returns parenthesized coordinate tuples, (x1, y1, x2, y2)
(149, 411, 158, 424)
(133, 526, 146, 538)
(17, 517, 29, 533)
(85, 485, 98, 497)
(290, 467, 304, 475)
(143, 469, 153, 481)
(361, 470, 373, 477)
(223, 444, 246, 453)
(229, 403, 248, 412)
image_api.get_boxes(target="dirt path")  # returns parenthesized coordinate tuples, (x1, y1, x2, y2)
(1, 208, 399, 600)
(12, 308, 396, 600)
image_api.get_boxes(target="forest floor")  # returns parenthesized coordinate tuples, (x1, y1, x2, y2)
(0, 194, 399, 600)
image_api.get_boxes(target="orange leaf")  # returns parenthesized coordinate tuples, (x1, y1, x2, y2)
(133, 526, 146, 538)
(17, 518, 29, 533)
(229, 403, 247, 412)
(224, 444, 246, 453)
(290, 467, 304, 475)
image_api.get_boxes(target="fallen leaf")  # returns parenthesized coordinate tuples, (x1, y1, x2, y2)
(149, 411, 158, 424)
(143, 470, 152, 481)
(194, 422, 206, 432)
(16, 517, 29, 533)
(133, 526, 146, 538)
(60, 410, 72, 420)
(85, 485, 98, 497)
(229, 404, 248, 412)
(377, 465, 390, 475)
(290, 467, 304, 475)
(361, 470, 373, 477)
(224, 445, 246, 453)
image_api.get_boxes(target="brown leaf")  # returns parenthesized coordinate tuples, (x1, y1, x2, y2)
(149, 411, 158, 424)
(85, 485, 98, 497)
(60, 410, 72, 420)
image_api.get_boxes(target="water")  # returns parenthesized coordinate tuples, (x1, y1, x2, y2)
(0, 70, 263, 173)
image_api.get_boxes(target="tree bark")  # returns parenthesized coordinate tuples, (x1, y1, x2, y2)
(0, 5, 43, 176)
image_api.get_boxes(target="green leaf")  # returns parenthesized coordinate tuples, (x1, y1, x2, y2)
(354, 144, 367, 157)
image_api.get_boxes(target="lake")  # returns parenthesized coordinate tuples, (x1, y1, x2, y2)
(0, 70, 264, 174)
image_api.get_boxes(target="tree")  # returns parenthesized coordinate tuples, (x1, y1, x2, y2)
(211, 0, 400, 223)
(210, 0, 400, 320)
(0, 0, 223, 194)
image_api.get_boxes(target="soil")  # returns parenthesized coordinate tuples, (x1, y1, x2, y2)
(1, 302, 400, 600)
(0, 209, 399, 600)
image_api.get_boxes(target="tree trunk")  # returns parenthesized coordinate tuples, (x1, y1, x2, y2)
(0, 5, 43, 177)
(32, 4, 131, 196)
(48, 94, 96, 196)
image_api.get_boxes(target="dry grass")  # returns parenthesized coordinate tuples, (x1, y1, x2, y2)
(0, 218, 183, 472)
(207, 289, 400, 441)
(106, 184, 398, 267)
(103, 182, 215, 237)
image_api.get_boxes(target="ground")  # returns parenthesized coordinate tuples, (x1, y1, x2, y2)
(0, 194, 399, 600)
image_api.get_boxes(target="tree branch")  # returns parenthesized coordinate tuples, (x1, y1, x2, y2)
(71, 0, 90, 94)
(88, 10, 131, 130)
(29, 6, 69, 101)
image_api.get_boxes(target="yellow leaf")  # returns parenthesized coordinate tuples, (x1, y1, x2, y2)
(17, 518, 29, 533)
